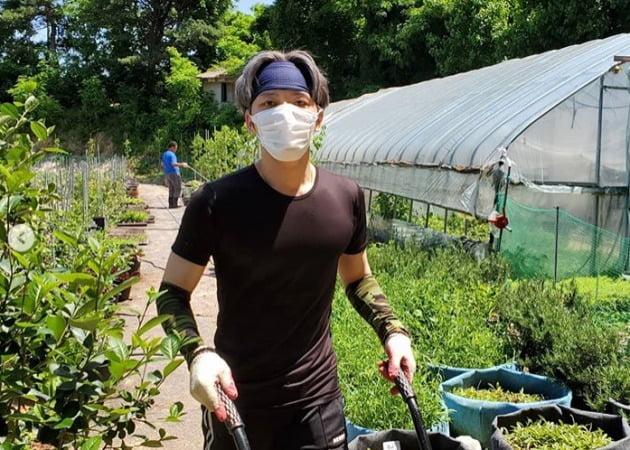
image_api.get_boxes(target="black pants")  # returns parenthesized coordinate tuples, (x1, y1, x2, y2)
(165, 173, 182, 207)
(202, 397, 348, 450)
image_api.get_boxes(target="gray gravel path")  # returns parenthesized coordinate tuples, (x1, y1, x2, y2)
(120, 183, 216, 449)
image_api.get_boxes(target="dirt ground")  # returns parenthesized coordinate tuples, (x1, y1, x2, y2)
(121, 182, 217, 449)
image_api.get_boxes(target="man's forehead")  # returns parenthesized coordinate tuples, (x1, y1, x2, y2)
(256, 89, 310, 98)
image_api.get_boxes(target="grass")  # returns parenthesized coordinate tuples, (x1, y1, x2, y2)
(333, 242, 511, 431)
(333, 240, 629, 430)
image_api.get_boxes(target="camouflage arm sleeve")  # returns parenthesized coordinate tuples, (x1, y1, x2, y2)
(156, 281, 203, 365)
(345, 275, 410, 345)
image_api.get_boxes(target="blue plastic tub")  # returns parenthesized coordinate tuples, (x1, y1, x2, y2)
(440, 367, 572, 447)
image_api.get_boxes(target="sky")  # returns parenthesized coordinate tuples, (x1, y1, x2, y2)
(235, 0, 274, 15)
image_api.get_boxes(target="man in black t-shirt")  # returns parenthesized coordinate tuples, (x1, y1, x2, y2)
(156, 50, 416, 450)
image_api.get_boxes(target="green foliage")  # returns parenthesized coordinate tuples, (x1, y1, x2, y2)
(3, 0, 627, 158)
(372, 193, 411, 220)
(502, 419, 613, 449)
(496, 280, 625, 409)
(452, 384, 543, 403)
(422, 0, 513, 76)
(7, 69, 63, 123)
(190, 125, 257, 181)
(0, 98, 183, 447)
(569, 276, 630, 303)
(334, 242, 511, 430)
(116, 210, 150, 224)
(335, 240, 628, 429)
(213, 10, 266, 76)
(79, 76, 109, 127)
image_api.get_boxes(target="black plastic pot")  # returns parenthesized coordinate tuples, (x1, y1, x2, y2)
(607, 398, 630, 418)
(92, 216, 106, 230)
(490, 404, 630, 449)
(349, 429, 471, 450)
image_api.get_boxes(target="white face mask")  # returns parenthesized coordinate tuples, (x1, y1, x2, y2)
(250, 103, 319, 162)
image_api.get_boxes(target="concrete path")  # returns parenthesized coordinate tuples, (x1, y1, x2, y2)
(121, 183, 217, 449)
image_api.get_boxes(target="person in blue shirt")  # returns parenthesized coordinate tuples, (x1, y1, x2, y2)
(161, 141, 188, 208)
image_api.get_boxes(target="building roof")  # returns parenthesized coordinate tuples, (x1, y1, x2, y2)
(198, 68, 234, 82)
(321, 34, 630, 171)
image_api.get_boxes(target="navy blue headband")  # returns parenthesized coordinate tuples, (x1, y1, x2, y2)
(251, 61, 310, 102)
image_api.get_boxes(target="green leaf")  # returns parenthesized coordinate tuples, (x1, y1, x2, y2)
(47, 315, 66, 341)
(87, 235, 101, 254)
(162, 359, 184, 378)
(43, 146, 66, 154)
(0, 103, 19, 119)
(53, 230, 78, 246)
(74, 299, 99, 318)
(68, 317, 101, 331)
(108, 337, 129, 362)
(138, 315, 170, 336)
(80, 436, 103, 450)
(53, 272, 96, 285)
(24, 96, 38, 112)
(140, 440, 163, 447)
(30, 121, 47, 140)
(53, 417, 75, 429)
(101, 276, 137, 303)
(160, 335, 180, 359)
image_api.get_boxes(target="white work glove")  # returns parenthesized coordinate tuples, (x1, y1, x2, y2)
(455, 435, 482, 450)
(189, 348, 237, 422)
(379, 332, 416, 395)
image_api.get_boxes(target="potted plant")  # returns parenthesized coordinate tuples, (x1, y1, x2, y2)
(490, 405, 630, 449)
(440, 367, 572, 447)
(124, 196, 148, 210)
(182, 179, 204, 206)
(116, 209, 150, 226)
(125, 178, 139, 197)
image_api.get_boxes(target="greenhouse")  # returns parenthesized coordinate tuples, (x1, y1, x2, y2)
(320, 33, 630, 280)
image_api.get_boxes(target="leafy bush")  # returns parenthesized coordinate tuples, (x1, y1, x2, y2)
(496, 280, 624, 409)
(190, 125, 257, 182)
(372, 193, 411, 220)
(0, 98, 184, 448)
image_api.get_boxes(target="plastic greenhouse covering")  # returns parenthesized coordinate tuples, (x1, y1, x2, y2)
(319, 34, 630, 278)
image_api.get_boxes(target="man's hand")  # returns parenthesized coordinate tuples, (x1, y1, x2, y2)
(181, 162, 189, 168)
(378, 333, 416, 395)
(189, 349, 237, 421)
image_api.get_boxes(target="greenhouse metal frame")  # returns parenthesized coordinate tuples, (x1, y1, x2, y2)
(320, 34, 630, 278)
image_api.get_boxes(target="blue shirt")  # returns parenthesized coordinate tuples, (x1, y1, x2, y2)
(162, 150, 180, 175)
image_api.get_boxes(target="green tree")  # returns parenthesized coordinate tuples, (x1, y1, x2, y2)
(506, 0, 630, 58)
(420, 0, 513, 76)
(0, 1, 58, 100)
(265, 0, 358, 98)
(213, 9, 267, 75)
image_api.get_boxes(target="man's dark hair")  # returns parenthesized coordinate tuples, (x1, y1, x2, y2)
(235, 50, 330, 113)
(168, 141, 178, 149)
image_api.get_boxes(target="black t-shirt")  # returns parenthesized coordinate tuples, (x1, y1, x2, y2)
(172, 164, 367, 410)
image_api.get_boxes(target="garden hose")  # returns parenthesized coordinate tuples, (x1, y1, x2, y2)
(393, 369, 433, 450)
(217, 385, 251, 450)
(186, 164, 209, 182)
